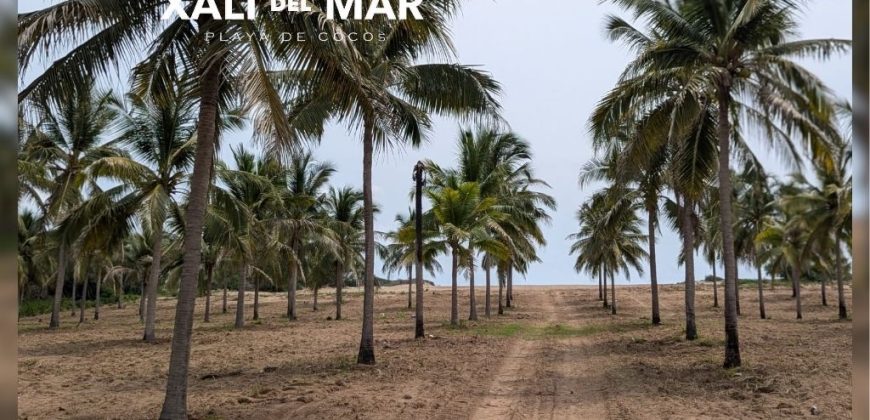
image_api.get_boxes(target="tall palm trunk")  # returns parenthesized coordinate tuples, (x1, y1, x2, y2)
(79, 273, 86, 323)
(253, 274, 260, 320)
(117, 273, 124, 309)
(414, 163, 425, 338)
(139, 273, 146, 323)
(792, 262, 802, 320)
(485, 265, 492, 318)
(450, 248, 459, 326)
(603, 270, 609, 308)
(335, 262, 344, 321)
(222, 276, 228, 314)
(610, 271, 616, 315)
(357, 119, 376, 365)
(735, 264, 741, 316)
(756, 261, 766, 319)
(497, 269, 505, 315)
(506, 265, 513, 307)
(159, 61, 222, 420)
(598, 270, 603, 301)
(144, 230, 164, 343)
(681, 195, 697, 341)
(50, 242, 67, 328)
(717, 81, 741, 368)
(712, 262, 719, 308)
(836, 237, 847, 319)
(235, 264, 247, 328)
(469, 247, 477, 321)
(407, 266, 412, 309)
(204, 263, 214, 323)
(288, 256, 298, 320)
(647, 208, 660, 324)
(94, 268, 102, 321)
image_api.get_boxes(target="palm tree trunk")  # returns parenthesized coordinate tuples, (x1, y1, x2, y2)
(159, 60, 222, 420)
(792, 262, 802, 320)
(681, 195, 697, 341)
(717, 81, 741, 368)
(485, 265, 491, 318)
(357, 118, 376, 365)
(79, 273, 86, 324)
(50, 242, 66, 328)
(506, 264, 513, 308)
(648, 208, 660, 325)
(497, 267, 504, 315)
(469, 247, 478, 321)
(288, 257, 298, 320)
(756, 260, 766, 319)
(94, 268, 102, 321)
(139, 273, 146, 323)
(450, 248, 459, 326)
(253, 273, 260, 320)
(735, 264, 741, 316)
(407, 266, 412, 309)
(414, 162, 425, 338)
(222, 275, 228, 314)
(598, 270, 603, 301)
(235, 264, 247, 328)
(117, 273, 124, 309)
(603, 270, 609, 308)
(204, 263, 214, 323)
(836, 237, 847, 319)
(335, 262, 344, 321)
(144, 230, 164, 343)
(610, 271, 616, 315)
(713, 262, 719, 308)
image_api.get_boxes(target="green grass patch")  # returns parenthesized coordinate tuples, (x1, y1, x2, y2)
(461, 320, 652, 339)
(19, 294, 140, 317)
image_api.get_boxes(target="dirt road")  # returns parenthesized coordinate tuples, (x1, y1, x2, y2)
(473, 288, 609, 419)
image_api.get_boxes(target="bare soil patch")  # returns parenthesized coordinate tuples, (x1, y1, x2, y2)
(18, 282, 851, 419)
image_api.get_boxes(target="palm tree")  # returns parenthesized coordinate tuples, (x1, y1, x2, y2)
(88, 86, 200, 342)
(19, 84, 121, 329)
(784, 129, 852, 319)
(322, 186, 365, 321)
(19, 3, 373, 414)
(734, 162, 776, 319)
(279, 152, 336, 321)
(281, 5, 502, 363)
(757, 214, 807, 319)
(428, 182, 506, 325)
(596, 0, 848, 368)
(570, 190, 648, 315)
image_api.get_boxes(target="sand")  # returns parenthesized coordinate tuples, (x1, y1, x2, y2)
(17, 282, 851, 419)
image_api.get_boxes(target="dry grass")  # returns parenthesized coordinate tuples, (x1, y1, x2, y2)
(17, 281, 851, 419)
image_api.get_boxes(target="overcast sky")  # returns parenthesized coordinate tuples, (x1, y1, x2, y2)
(19, 0, 853, 287)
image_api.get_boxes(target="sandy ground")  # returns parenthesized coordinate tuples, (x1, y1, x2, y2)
(18, 281, 851, 419)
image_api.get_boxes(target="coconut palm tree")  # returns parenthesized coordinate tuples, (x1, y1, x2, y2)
(428, 181, 507, 325)
(596, 0, 848, 368)
(784, 130, 852, 319)
(19, 3, 374, 414)
(19, 84, 122, 329)
(322, 186, 366, 320)
(280, 5, 502, 363)
(734, 161, 776, 319)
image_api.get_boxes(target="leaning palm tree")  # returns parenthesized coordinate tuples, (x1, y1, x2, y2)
(596, 0, 848, 368)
